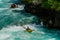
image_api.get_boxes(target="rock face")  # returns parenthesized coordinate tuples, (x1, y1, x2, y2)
(24, 4, 60, 29)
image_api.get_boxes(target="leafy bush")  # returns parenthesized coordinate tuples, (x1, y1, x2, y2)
(22, 0, 60, 11)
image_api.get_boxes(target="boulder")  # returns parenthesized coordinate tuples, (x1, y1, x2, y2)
(10, 4, 18, 8)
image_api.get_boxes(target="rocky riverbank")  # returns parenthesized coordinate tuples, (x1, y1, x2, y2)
(24, 3, 60, 29)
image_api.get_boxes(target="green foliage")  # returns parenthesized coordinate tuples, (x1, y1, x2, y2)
(41, 1, 50, 8)
(22, 0, 42, 4)
(22, 0, 60, 11)
(22, 0, 33, 4)
(42, 0, 60, 11)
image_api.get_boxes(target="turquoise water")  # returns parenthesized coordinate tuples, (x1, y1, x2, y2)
(0, 0, 60, 40)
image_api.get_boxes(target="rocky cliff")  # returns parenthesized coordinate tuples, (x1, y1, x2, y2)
(24, 4, 60, 29)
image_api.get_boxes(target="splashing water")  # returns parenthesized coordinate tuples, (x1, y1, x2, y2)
(1, 24, 60, 40)
(0, 0, 60, 40)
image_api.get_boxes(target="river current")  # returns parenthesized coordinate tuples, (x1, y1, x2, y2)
(0, 0, 60, 40)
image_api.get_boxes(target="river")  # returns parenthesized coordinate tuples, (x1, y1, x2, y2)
(0, 0, 60, 40)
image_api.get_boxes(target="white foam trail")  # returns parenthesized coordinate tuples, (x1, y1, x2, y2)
(1, 0, 10, 3)
(0, 34, 11, 40)
(0, 8, 9, 10)
(0, 0, 1, 1)
(0, 25, 24, 40)
(11, 5, 24, 10)
(40, 21, 43, 26)
(0, 0, 3, 3)
(11, 7, 24, 10)
(4, 25, 24, 32)
(0, 24, 46, 40)
(49, 38, 56, 40)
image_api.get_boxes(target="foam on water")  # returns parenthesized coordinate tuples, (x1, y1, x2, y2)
(0, 0, 60, 40)
(0, 24, 46, 40)
(0, 8, 8, 10)
(0, 34, 11, 40)
(0, 24, 58, 40)
(0, 0, 3, 3)
(48, 38, 56, 40)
